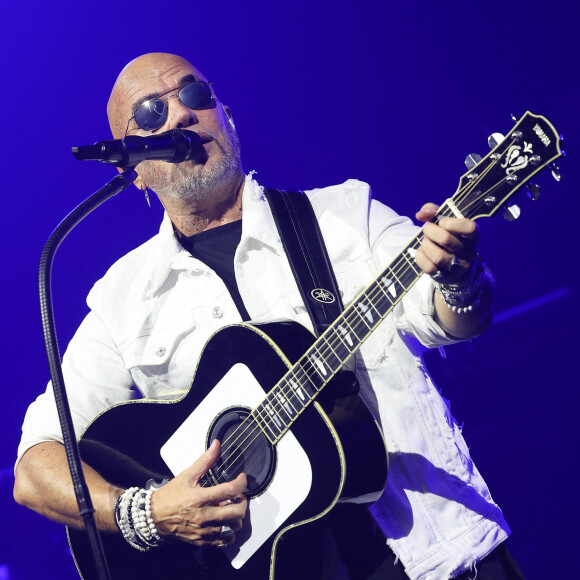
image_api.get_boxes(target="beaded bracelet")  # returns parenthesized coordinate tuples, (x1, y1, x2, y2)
(115, 487, 148, 551)
(133, 489, 163, 548)
(114, 486, 163, 551)
(432, 253, 486, 314)
(144, 488, 163, 544)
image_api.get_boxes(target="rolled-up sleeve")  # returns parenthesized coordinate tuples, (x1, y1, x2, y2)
(16, 308, 135, 466)
(367, 197, 461, 349)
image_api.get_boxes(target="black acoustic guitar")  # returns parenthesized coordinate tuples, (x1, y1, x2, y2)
(68, 112, 562, 580)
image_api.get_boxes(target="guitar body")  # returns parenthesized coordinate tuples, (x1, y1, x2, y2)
(69, 321, 388, 580)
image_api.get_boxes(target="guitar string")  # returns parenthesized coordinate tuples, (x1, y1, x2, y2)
(200, 156, 514, 487)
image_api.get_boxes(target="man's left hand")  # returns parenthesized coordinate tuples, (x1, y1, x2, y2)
(414, 202, 479, 283)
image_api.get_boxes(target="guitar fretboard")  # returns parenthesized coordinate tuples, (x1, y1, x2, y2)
(251, 228, 429, 444)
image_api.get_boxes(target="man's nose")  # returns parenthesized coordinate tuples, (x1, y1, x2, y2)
(167, 99, 198, 129)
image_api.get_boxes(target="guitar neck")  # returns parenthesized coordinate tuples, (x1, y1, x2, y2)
(251, 110, 563, 444)
(252, 228, 427, 443)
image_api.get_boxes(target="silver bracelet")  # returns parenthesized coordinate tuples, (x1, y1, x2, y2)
(433, 253, 486, 314)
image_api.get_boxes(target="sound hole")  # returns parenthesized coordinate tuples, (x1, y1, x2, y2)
(206, 407, 276, 498)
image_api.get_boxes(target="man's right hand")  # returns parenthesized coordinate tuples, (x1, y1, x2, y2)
(151, 439, 248, 547)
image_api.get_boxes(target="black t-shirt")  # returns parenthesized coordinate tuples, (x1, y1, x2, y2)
(178, 220, 251, 321)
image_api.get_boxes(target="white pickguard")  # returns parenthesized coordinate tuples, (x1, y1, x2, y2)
(160, 363, 313, 569)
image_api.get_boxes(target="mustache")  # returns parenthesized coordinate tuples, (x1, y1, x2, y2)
(185, 126, 239, 157)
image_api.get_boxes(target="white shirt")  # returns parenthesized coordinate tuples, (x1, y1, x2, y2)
(18, 175, 509, 579)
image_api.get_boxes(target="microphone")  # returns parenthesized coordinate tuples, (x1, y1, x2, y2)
(71, 129, 206, 167)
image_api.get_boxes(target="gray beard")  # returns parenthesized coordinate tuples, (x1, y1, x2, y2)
(141, 130, 242, 201)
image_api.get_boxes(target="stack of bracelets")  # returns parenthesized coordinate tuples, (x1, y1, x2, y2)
(114, 487, 163, 551)
(432, 253, 486, 314)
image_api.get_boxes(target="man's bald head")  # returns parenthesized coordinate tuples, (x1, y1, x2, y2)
(104, 52, 243, 208)
(107, 53, 208, 138)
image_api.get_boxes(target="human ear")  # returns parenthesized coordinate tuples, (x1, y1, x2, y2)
(221, 104, 236, 130)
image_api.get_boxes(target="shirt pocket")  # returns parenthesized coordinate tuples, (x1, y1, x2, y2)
(121, 310, 198, 398)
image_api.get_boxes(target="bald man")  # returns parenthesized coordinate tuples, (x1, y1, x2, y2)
(14, 54, 520, 579)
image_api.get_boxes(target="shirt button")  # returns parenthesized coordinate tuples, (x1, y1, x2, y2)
(212, 307, 223, 319)
(156, 347, 166, 357)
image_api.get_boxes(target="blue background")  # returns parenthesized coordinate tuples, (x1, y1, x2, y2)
(1, 0, 578, 578)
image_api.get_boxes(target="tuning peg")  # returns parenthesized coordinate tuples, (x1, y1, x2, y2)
(464, 153, 482, 170)
(503, 204, 521, 221)
(510, 113, 519, 122)
(525, 183, 541, 200)
(488, 133, 505, 149)
(550, 163, 563, 181)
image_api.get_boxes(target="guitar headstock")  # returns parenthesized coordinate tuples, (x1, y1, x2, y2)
(448, 112, 563, 221)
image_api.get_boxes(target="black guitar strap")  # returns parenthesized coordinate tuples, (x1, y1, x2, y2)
(264, 188, 359, 392)
(264, 188, 345, 337)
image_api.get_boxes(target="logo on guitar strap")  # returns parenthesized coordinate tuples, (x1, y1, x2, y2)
(311, 288, 336, 304)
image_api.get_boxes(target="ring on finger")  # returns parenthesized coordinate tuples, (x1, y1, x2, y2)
(432, 270, 445, 282)
(220, 524, 234, 539)
(448, 254, 462, 274)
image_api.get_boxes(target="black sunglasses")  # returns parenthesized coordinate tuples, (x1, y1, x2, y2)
(125, 80, 214, 133)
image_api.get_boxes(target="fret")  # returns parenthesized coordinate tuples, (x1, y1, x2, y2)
(374, 279, 395, 310)
(354, 300, 373, 329)
(325, 329, 352, 363)
(317, 335, 345, 370)
(367, 292, 383, 317)
(361, 290, 388, 329)
(263, 400, 287, 433)
(335, 323, 355, 352)
(401, 248, 422, 276)
(347, 311, 373, 342)
(277, 382, 303, 413)
(406, 245, 419, 260)
(274, 391, 296, 423)
(306, 350, 330, 381)
(378, 275, 398, 301)
(308, 358, 328, 390)
(399, 267, 418, 290)
(293, 363, 322, 393)
(286, 376, 310, 404)
(387, 267, 405, 293)
(251, 403, 271, 432)
(339, 316, 364, 343)
(358, 301, 375, 325)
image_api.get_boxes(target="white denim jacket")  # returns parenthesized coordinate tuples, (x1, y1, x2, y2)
(19, 175, 509, 579)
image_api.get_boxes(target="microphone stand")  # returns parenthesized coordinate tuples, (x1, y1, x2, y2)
(38, 168, 138, 580)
